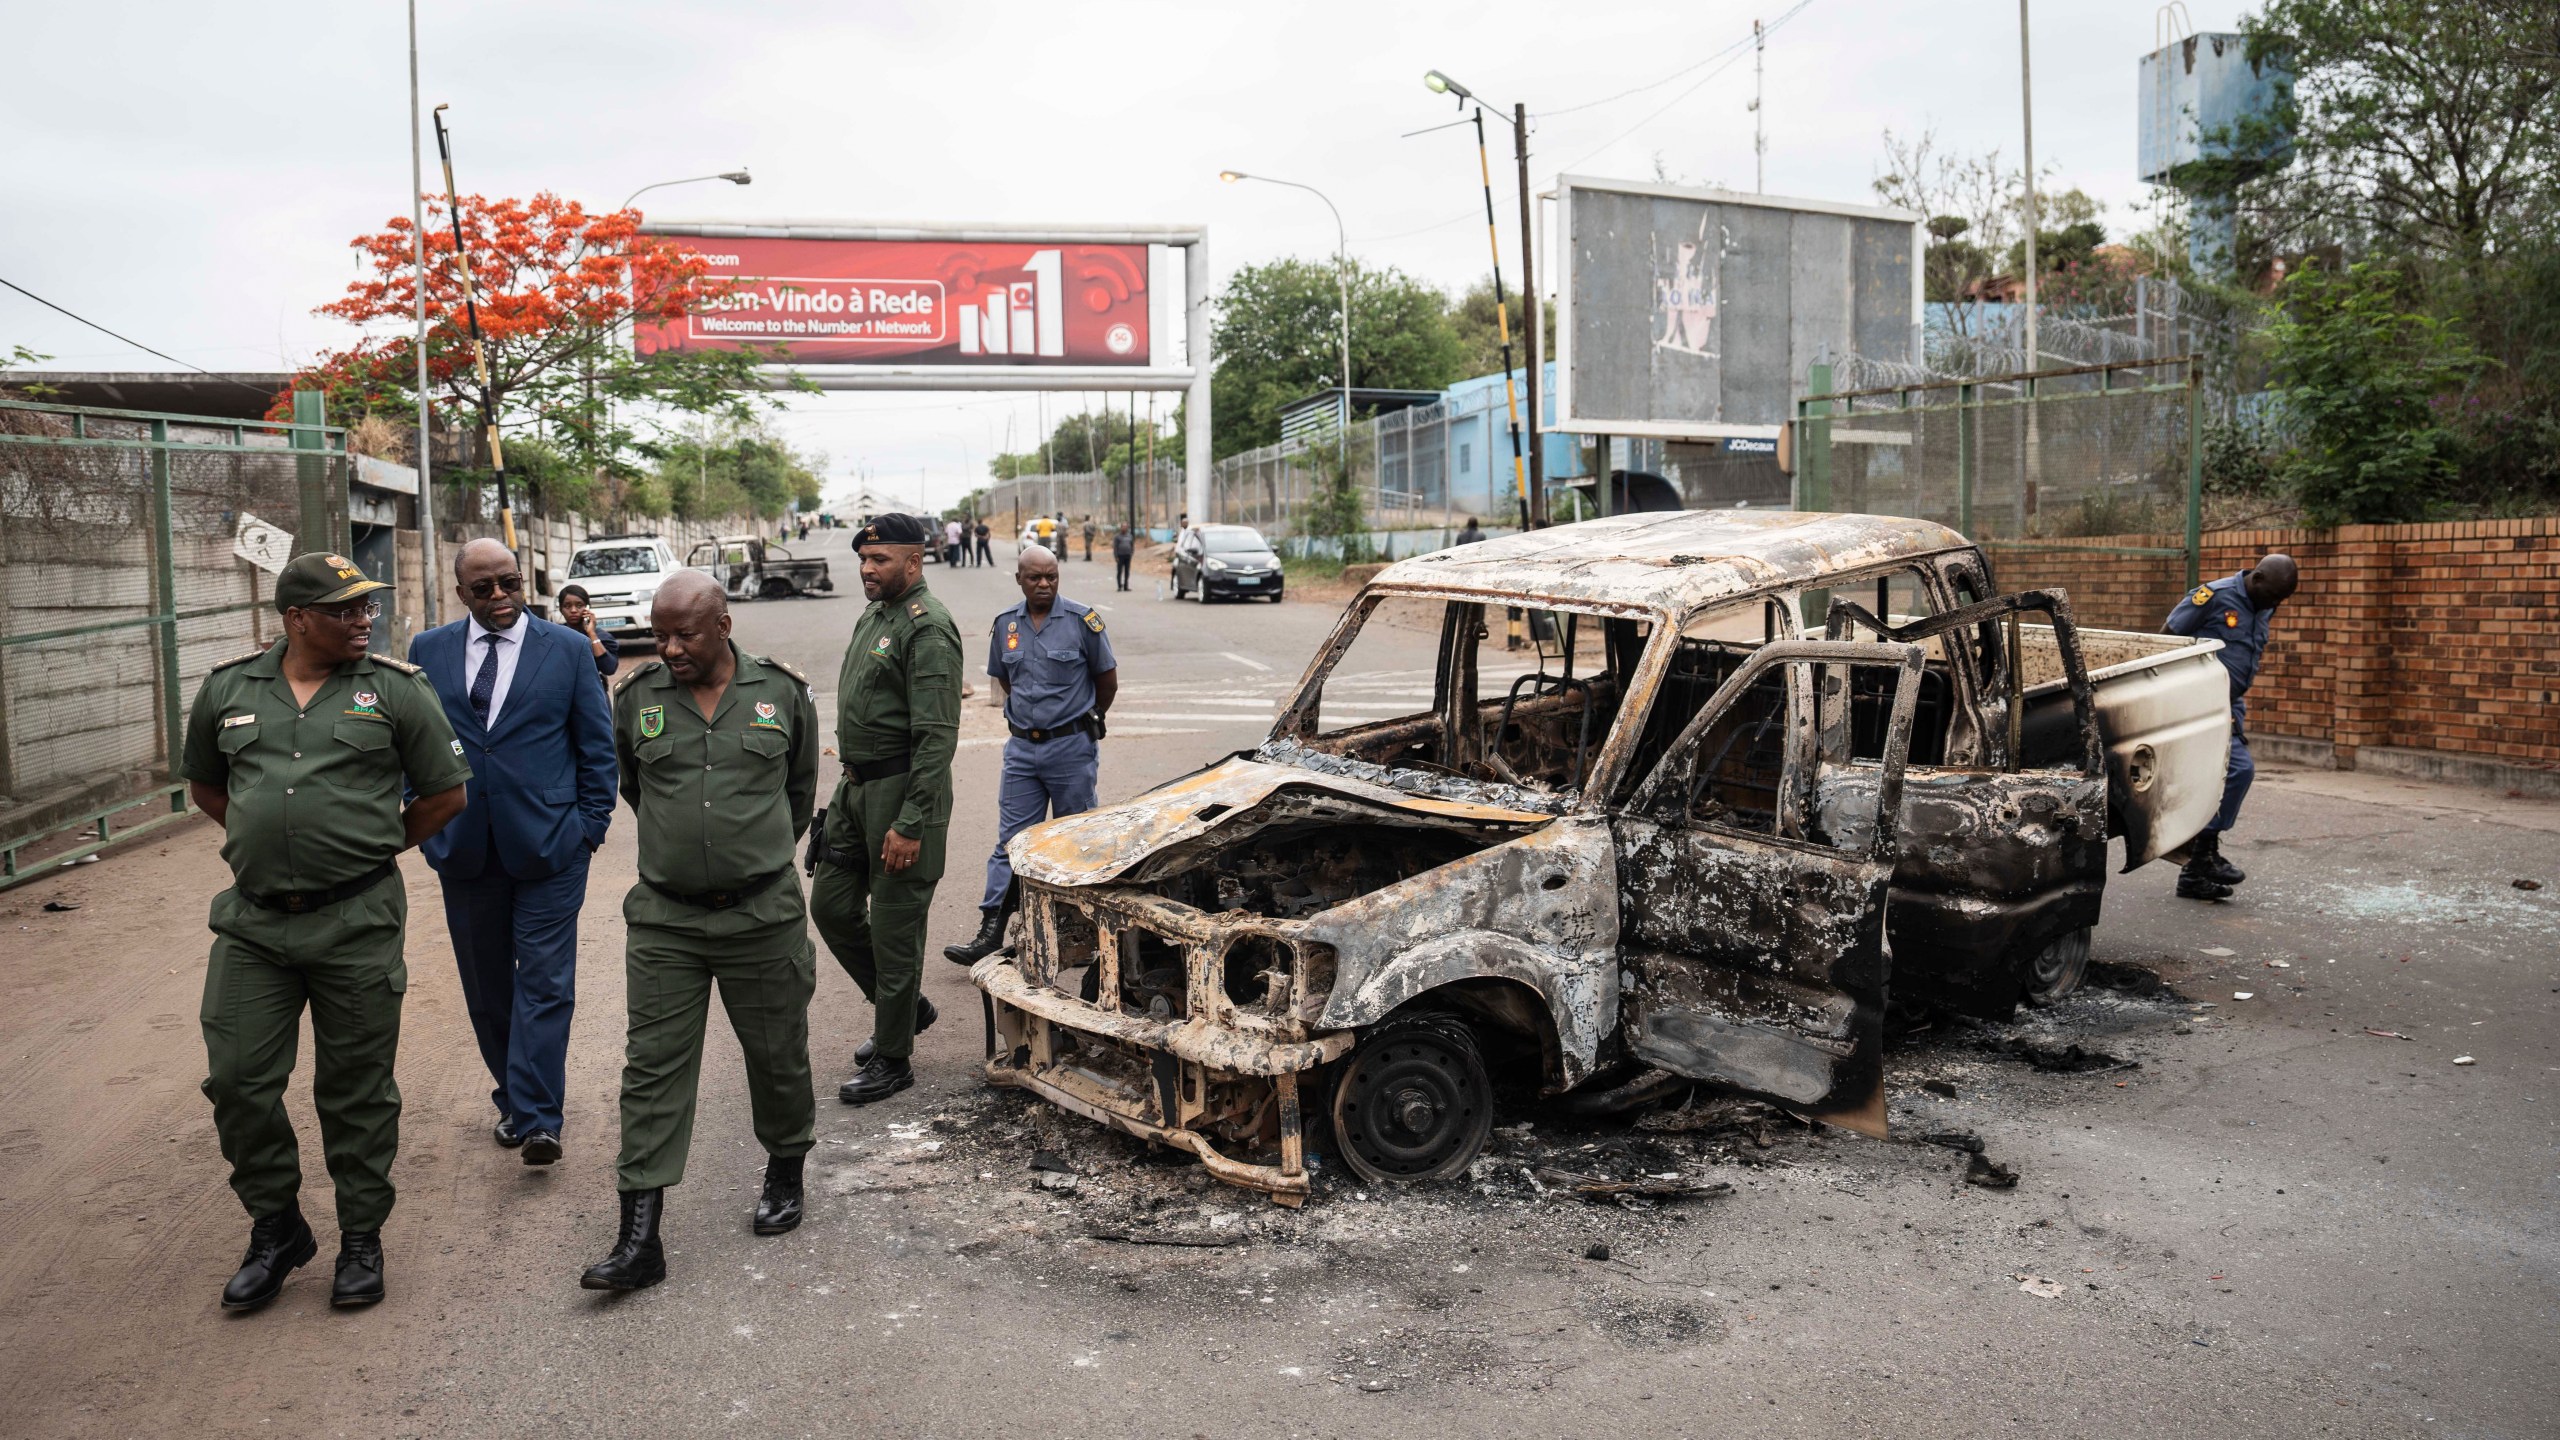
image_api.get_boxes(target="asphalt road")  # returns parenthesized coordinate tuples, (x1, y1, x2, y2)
(3, 526, 2555, 1438)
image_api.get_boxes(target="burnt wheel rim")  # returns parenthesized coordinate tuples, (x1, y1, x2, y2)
(1330, 1022, 1492, 1183)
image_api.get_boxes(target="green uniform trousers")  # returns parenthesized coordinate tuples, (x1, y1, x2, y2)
(615, 883, 817, 1193)
(808, 771, 944, 1062)
(199, 879, 408, 1231)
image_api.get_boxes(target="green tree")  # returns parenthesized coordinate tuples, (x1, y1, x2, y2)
(1449, 279, 1556, 380)
(2265, 261, 2487, 523)
(1210, 258, 1466, 457)
(2237, 0, 2560, 275)
(648, 424, 824, 522)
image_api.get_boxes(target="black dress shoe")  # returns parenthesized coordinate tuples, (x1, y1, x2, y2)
(853, 994, 937, 1067)
(520, 1131, 562, 1166)
(837, 1055, 914, 1105)
(494, 1112, 525, 1149)
(754, 1155, 805, 1236)
(331, 1229, 385, 1308)
(942, 909, 1007, 965)
(579, 1188, 666, 1291)
(220, 1204, 317, 1312)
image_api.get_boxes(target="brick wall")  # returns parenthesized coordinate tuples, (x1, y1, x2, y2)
(1982, 517, 2560, 772)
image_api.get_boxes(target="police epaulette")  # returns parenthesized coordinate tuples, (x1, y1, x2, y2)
(612, 659, 664, 695)
(761, 654, 808, 683)
(210, 646, 270, 672)
(906, 600, 927, 619)
(370, 654, 423, 674)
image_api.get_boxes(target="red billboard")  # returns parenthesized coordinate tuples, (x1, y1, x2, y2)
(633, 237, 1151, 366)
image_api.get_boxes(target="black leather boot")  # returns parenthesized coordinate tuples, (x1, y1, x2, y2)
(853, 993, 937, 1067)
(837, 1054, 914, 1105)
(579, 1188, 667, 1291)
(754, 1154, 805, 1236)
(220, 1203, 317, 1312)
(2175, 862, 2234, 901)
(331, 1229, 385, 1308)
(942, 909, 1007, 966)
(2190, 831, 2246, 886)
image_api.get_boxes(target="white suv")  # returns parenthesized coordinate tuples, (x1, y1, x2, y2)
(564, 534, 679, 638)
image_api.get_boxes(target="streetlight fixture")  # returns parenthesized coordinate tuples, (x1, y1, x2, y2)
(1422, 70, 1543, 528)
(1219, 170, 1352, 462)
(619, 169, 752, 213)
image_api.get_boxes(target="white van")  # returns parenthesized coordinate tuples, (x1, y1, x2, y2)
(564, 534, 679, 639)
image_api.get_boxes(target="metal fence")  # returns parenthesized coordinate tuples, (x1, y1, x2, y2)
(1791, 356, 2203, 586)
(0, 395, 350, 882)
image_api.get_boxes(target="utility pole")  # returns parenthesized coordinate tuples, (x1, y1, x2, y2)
(2019, 0, 2039, 374)
(1753, 19, 1767, 193)
(407, 0, 437, 625)
(1514, 102, 1545, 527)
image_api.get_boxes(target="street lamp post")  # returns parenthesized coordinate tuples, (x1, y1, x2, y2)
(620, 169, 753, 214)
(1219, 170, 1351, 479)
(1424, 70, 1543, 529)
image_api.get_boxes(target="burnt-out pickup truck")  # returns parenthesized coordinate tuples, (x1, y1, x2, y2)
(972, 511, 2231, 1202)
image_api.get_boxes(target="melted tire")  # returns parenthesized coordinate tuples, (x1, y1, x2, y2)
(1327, 1014, 1494, 1185)
(2020, 926, 2094, 1006)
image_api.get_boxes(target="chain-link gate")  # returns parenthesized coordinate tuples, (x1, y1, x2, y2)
(0, 395, 348, 884)
(1790, 357, 2204, 588)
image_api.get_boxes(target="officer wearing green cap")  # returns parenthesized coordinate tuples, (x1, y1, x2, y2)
(180, 551, 471, 1312)
(579, 568, 821, 1292)
(808, 511, 961, 1106)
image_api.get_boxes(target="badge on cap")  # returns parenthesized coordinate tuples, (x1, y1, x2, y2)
(639, 705, 664, 738)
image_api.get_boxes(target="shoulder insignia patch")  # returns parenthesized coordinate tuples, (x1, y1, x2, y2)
(907, 600, 927, 620)
(2224, 612, 2239, 627)
(371, 654, 423, 674)
(210, 647, 268, 672)
(1084, 610, 1105, 633)
(2191, 586, 2215, 607)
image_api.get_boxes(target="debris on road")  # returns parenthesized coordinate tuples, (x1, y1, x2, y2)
(2233, 991, 2255, 1001)
(1584, 1242, 1613, 1261)
(1086, 1228, 1243, 1248)
(1921, 1080, 1959, 1098)
(1534, 1167, 1734, 1203)
(2015, 1273, 2067, 1298)
(1913, 1130, 1986, 1154)
(2453, 1055, 2477, 1066)
(2514, 878, 2543, 891)
(1965, 1154, 2020, 1189)
(2198, 946, 2237, 958)
(1994, 1039, 2136, 1074)
(2364, 1029, 2413, 1041)
(41, 900, 78, 912)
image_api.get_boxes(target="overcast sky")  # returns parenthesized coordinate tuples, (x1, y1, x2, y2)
(1, 0, 2256, 512)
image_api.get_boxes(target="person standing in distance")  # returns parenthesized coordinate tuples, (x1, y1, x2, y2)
(555, 584, 622, 680)
(974, 519, 993, 568)
(410, 539, 618, 1167)
(945, 544, 1117, 965)
(182, 553, 470, 1311)
(580, 572, 821, 1291)
(2162, 553, 2299, 901)
(1081, 515, 1097, 563)
(808, 513, 963, 1105)
(1111, 523, 1135, 592)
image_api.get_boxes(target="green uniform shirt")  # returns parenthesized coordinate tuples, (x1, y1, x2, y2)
(615, 643, 819, 894)
(180, 641, 470, 895)
(835, 580, 962, 839)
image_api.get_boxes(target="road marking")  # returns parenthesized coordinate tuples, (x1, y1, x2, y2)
(1220, 651, 1272, 672)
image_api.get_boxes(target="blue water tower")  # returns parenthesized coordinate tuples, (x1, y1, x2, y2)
(2139, 11, 2293, 279)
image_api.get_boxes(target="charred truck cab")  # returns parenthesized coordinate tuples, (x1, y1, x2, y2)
(974, 512, 2234, 1203)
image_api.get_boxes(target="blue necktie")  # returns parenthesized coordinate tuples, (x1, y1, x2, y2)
(469, 633, 503, 726)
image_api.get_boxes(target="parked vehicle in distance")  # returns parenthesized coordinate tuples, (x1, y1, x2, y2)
(563, 534, 680, 638)
(1173, 524, 1284, 602)
(687, 536, 834, 600)
(971, 511, 2232, 1203)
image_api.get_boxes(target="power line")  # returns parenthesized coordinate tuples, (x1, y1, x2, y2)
(0, 274, 276, 394)
(1534, 0, 1812, 119)
(1550, 3, 1817, 175)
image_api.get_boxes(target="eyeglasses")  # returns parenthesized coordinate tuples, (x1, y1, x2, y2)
(466, 574, 526, 599)
(309, 601, 384, 624)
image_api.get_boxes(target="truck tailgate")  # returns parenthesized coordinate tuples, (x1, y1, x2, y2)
(2019, 627, 2228, 869)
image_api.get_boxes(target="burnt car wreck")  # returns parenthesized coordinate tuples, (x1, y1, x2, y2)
(974, 511, 2235, 1203)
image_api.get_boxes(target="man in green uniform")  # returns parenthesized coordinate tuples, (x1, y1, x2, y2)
(808, 512, 962, 1106)
(181, 552, 471, 1312)
(580, 571, 821, 1291)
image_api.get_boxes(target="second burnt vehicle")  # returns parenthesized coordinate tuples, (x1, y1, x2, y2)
(687, 535, 835, 600)
(971, 511, 2233, 1202)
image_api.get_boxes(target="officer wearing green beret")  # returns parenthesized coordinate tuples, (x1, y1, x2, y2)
(180, 551, 472, 1312)
(580, 569, 821, 1292)
(809, 511, 962, 1106)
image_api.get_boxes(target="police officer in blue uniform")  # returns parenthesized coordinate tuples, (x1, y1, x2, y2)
(2163, 552, 2299, 901)
(943, 544, 1118, 964)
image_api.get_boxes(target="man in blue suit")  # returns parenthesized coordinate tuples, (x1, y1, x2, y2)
(410, 538, 618, 1165)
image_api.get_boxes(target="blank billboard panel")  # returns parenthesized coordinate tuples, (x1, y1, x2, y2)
(1557, 176, 1921, 439)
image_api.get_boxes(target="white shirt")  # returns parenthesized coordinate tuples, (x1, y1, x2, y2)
(465, 611, 529, 727)
(946, 520, 964, 545)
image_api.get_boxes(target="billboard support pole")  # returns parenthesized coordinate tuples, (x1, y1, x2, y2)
(1514, 103, 1544, 528)
(1184, 236, 1212, 530)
